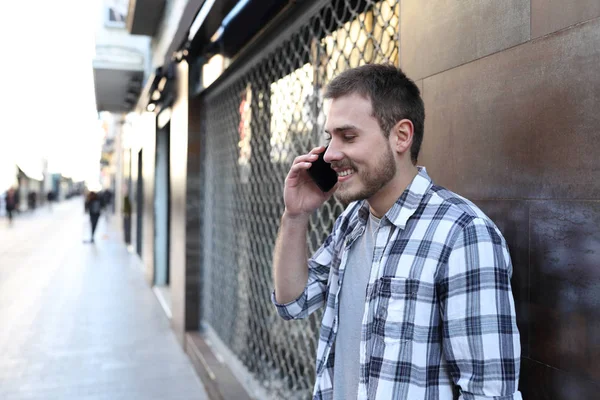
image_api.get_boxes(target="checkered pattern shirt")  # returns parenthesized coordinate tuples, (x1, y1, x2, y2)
(272, 167, 522, 400)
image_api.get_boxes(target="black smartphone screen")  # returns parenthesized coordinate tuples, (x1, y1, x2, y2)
(307, 148, 338, 192)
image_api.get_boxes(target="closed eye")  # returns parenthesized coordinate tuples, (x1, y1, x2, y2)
(323, 128, 357, 143)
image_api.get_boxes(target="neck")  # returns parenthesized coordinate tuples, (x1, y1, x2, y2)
(368, 164, 419, 218)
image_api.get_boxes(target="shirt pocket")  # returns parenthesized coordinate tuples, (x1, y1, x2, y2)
(373, 277, 417, 345)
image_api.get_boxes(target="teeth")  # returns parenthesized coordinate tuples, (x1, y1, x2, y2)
(338, 170, 353, 177)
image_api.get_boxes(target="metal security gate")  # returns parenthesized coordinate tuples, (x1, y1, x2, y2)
(198, 1, 400, 398)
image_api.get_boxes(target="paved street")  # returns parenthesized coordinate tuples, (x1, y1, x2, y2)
(0, 198, 207, 400)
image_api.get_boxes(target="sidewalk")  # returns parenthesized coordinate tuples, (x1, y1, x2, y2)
(0, 198, 208, 400)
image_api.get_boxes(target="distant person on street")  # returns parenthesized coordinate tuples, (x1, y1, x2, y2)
(102, 189, 113, 220)
(47, 191, 54, 211)
(84, 191, 102, 243)
(5, 187, 19, 225)
(28, 192, 37, 211)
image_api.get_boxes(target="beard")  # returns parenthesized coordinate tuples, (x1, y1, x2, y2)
(333, 144, 396, 204)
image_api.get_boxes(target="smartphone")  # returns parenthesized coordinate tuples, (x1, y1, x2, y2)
(307, 147, 338, 192)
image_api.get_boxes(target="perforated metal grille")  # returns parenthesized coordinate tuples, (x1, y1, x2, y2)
(199, 1, 399, 398)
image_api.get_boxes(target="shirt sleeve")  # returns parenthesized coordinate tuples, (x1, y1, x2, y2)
(437, 217, 522, 400)
(271, 217, 340, 320)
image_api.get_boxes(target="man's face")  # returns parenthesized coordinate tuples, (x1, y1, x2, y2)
(323, 93, 396, 204)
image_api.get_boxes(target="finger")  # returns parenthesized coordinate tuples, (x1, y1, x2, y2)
(285, 162, 312, 186)
(291, 146, 325, 165)
(289, 161, 313, 175)
(292, 153, 319, 165)
(309, 145, 326, 155)
(286, 162, 312, 184)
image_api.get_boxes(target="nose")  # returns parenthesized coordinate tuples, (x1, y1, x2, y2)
(323, 143, 342, 164)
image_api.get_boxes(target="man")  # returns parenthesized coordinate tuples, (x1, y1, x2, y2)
(47, 191, 54, 211)
(84, 191, 103, 243)
(5, 187, 19, 224)
(271, 64, 521, 400)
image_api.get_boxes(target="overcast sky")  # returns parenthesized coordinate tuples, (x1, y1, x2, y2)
(0, 0, 103, 189)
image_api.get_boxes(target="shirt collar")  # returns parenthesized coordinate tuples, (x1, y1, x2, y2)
(356, 166, 433, 230)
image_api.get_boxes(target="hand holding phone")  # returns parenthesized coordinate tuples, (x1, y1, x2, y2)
(307, 147, 338, 192)
(283, 146, 337, 217)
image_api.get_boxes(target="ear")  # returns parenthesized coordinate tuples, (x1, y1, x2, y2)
(390, 119, 414, 154)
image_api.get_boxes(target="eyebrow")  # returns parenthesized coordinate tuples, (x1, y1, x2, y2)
(324, 124, 358, 134)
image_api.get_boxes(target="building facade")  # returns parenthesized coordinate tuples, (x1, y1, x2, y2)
(108, 1, 600, 399)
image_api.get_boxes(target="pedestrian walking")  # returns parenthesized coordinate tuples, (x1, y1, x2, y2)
(47, 191, 54, 211)
(28, 191, 37, 211)
(5, 187, 19, 225)
(84, 191, 102, 243)
(102, 189, 113, 221)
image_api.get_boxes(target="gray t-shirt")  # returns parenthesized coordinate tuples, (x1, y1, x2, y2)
(333, 213, 380, 400)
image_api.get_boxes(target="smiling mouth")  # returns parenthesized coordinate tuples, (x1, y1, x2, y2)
(337, 169, 354, 177)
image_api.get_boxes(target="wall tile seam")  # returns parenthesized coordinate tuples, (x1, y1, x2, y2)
(416, 36, 528, 84)
(521, 356, 558, 370)
(532, 14, 600, 40)
(418, 14, 600, 84)
(529, 0, 532, 42)
(523, 356, 600, 385)
(527, 201, 532, 358)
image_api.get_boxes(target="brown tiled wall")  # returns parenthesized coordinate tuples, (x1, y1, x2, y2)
(409, 2, 600, 398)
(401, 0, 530, 80)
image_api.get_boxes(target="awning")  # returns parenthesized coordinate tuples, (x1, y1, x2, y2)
(127, 0, 166, 36)
(17, 163, 43, 182)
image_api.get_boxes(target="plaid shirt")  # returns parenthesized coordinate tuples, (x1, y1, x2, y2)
(273, 168, 522, 400)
